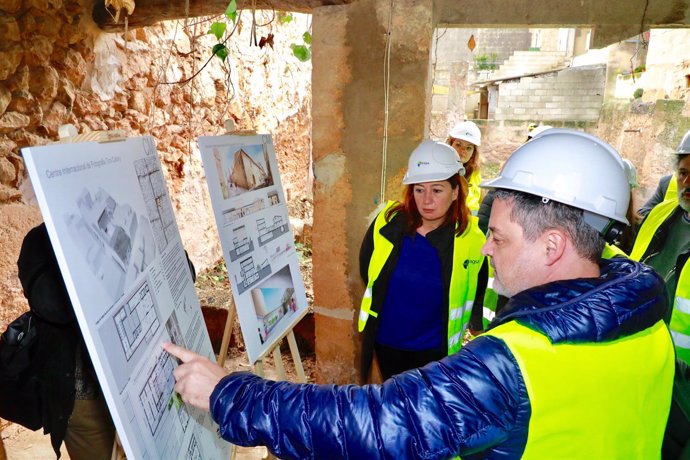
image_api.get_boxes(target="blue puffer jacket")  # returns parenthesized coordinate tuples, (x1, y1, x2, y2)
(210, 258, 668, 459)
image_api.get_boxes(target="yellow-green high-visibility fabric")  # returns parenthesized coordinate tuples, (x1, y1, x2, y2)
(629, 199, 690, 363)
(482, 265, 498, 329)
(466, 170, 482, 213)
(358, 201, 486, 356)
(448, 214, 485, 353)
(602, 243, 627, 259)
(358, 202, 394, 331)
(485, 320, 674, 459)
(666, 173, 678, 201)
(674, 266, 690, 364)
(630, 199, 677, 261)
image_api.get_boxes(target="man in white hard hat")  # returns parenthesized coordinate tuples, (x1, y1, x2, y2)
(630, 130, 690, 458)
(631, 130, 690, 361)
(163, 130, 673, 459)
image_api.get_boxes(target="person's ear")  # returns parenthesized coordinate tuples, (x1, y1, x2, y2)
(544, 229, 566, 265)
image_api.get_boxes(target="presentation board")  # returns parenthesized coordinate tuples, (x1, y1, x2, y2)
(198, 134, 308, 364)
(22, 137, 229, 460)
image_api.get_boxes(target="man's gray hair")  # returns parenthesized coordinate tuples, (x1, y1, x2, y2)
(493, 189, 605, 263)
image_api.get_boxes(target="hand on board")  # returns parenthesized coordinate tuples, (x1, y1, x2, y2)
(163, 342, 228, 412)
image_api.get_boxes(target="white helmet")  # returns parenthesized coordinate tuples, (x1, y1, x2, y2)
(402, 140, 465, 185)
(622, 159, 638, 189)
(449, 121, 481, 146)
(527, 125, 553, 139)
(676, 130, 690, 154)
(481, 129, 630, 241)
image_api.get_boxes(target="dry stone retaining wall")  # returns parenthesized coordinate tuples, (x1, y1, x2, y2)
(0, 1, 312, 330)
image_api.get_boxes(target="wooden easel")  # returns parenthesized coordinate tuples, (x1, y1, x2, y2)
(214, 121, 309, 460)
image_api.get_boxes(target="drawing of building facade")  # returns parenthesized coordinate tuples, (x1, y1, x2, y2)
(230, 149, 268, 190)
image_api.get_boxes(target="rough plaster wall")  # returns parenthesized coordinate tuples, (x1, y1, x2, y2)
(0, 2, 312, 331)
(642, 29, 690, 101)
(473, 98, 690, 217)
(312, 0, 432, 384)
(311, 4, 357, 385)
(595, 99, 690, 210)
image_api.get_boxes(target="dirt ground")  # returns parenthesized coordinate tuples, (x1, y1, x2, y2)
(1, 256, 316, 459)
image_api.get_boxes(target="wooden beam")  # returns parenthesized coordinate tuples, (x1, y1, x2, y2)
(92, 0, 353, 31)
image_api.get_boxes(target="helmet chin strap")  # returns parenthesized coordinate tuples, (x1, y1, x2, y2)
(583, 211, 625, 244)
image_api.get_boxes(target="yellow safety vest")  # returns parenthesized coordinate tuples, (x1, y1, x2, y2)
(665, 173, 678, 201)
(358, 201, 486, 354)
(602, 243, 627, 259)
(466, 170, 482, 214)
(631, 199, 690, 363)
(485, 320, 674, 458)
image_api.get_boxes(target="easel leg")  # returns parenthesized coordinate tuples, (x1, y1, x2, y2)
(286, 331, 307, 383)
(110, 433, 125, 460)
(217, 299, 237, 368)
(272, 346, 286, 380)
(216, 299, 239, 459)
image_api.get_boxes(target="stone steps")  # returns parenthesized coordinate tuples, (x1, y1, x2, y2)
(495, 50, 567, 79)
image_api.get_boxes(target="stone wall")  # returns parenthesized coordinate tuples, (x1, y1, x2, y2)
(494, 65, 606, 121)
(0, 2, 312, 330)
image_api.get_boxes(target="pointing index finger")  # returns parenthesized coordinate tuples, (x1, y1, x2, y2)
(163, 342, 198, 363)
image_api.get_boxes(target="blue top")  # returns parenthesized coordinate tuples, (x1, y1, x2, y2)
(376, 233, 444, 351)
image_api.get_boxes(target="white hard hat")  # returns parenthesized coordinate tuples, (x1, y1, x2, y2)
(676, 130, 690, 154)
(621, 159, 638, 188)
(527, 125, 553, 139)
(449, 121, 481, 146)
(481, 129, 630, 239)
(402, 140, 465, 185)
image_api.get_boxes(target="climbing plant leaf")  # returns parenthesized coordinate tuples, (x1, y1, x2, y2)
(225, 0, 238, 24)
(209, 22, 226, 40)
(213, 43, 229, 62)
(290, 44, 311, 62)
(278, 11, 294, 23)
(302, 31, 312, 45)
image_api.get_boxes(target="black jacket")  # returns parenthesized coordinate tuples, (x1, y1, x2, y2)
(17, 224, 83, 456)
(358, 211, 487, 382)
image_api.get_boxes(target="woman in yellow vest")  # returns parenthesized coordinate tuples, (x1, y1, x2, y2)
(358, 140, 488, 381)
(447, 121, 483, 214)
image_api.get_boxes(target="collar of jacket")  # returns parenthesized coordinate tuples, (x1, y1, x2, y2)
(488, 257, 667, 344)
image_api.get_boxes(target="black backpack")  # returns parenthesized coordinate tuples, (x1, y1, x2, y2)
(0, 311, 41, 430)
(0, 224, 74, 431)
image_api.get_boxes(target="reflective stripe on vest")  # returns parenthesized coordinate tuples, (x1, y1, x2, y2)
(482, 265, 498, 328)
(671, 265, 690, 364)
(358, 201, 486, 355)
(485, 320, 674, 458)
(629, 199, 690, 363)
(466, 170, 482, 213)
